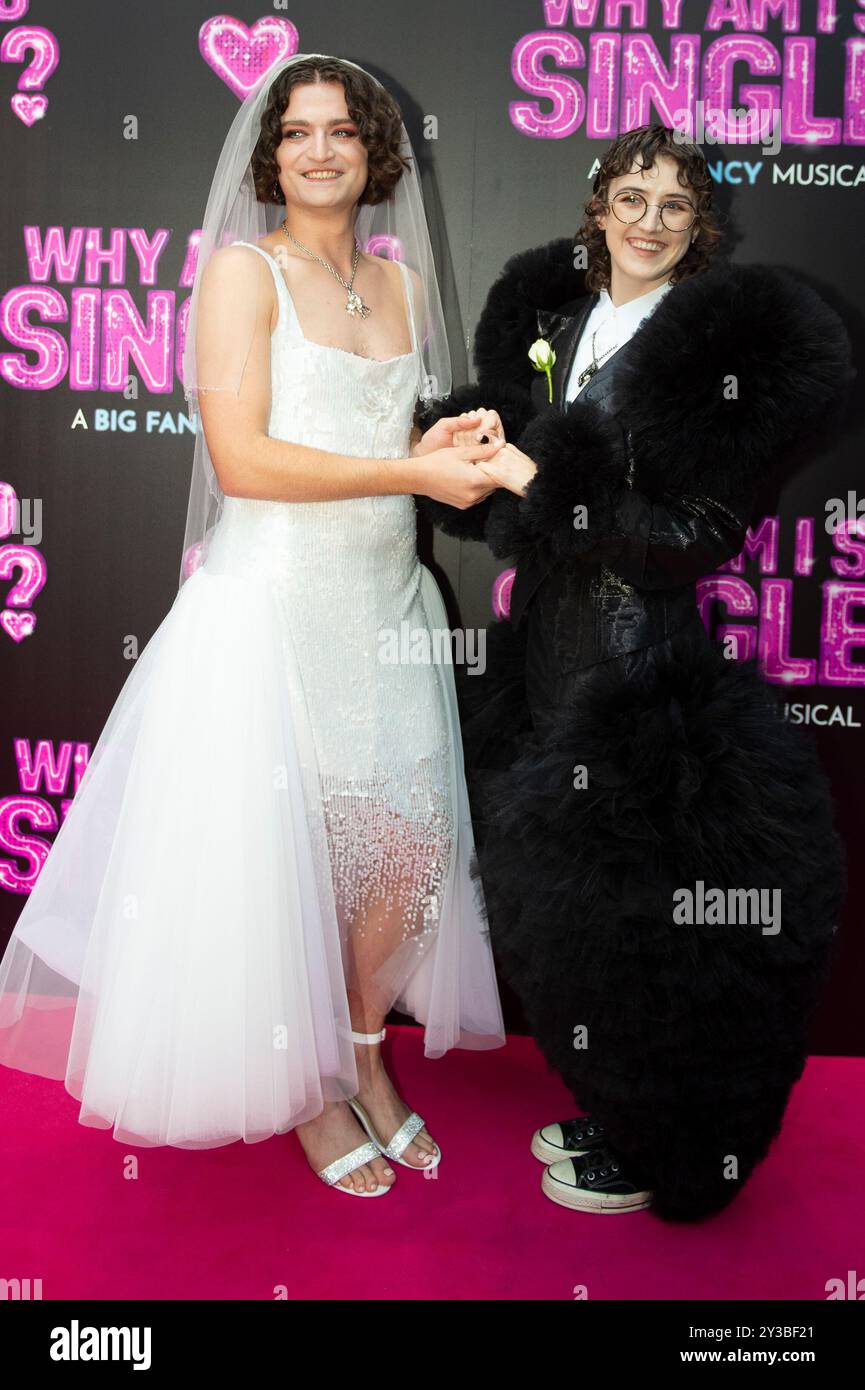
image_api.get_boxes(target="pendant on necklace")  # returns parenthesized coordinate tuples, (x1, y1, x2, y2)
(577, 362, 598, 387)
(346, 290, 370, 318)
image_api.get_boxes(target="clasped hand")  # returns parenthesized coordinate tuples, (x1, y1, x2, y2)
(412, 409, 538, 509)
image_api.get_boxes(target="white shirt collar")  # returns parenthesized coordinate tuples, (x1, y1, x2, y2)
(565, 274, 674, 403)
(596, 278, 673, 337)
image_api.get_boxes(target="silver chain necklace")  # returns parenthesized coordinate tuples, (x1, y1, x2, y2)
(280, 222, 371, 318)
(576, 324, 617, 388)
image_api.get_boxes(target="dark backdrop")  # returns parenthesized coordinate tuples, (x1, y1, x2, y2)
(1, 0, 862, 1051)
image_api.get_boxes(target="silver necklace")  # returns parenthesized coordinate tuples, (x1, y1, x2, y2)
(576, 324, 617, 388)
(281, 222, 370, 318)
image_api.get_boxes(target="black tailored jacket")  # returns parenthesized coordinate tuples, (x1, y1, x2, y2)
(415, 238, 853, 720)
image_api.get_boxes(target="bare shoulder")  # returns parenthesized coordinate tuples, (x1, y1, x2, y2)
(403, 262, 425, 318)
(253, 232, 312, 277)
(204, 240, 271, 283)
(372, 254, 424, 317)
(201, 241, 277, 329)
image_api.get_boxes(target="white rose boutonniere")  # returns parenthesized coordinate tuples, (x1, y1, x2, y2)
(528, 338, 556, 403)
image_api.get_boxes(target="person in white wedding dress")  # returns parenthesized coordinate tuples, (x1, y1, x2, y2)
(0, 54, 506, 1195)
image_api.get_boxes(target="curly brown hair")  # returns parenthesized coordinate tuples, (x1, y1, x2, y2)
(250, 57, 410, 208)
(575, 124, 725, 291)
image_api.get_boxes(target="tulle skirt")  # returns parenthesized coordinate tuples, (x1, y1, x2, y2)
(0, 561, 504, 1148)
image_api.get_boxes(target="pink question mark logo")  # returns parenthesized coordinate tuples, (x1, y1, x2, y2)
(1, 2, 60, 127)
(492, 568, 515, 621)
(0, 482, 46, 642)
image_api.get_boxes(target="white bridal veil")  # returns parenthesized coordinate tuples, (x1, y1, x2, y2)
(179, 51, 453, 587)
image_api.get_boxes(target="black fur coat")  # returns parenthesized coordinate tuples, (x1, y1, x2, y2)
(417, 237, 852, 702)
(415, 240, 853, 1221)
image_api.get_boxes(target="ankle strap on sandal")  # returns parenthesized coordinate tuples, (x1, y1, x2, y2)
(350, 1028, 386, 1045)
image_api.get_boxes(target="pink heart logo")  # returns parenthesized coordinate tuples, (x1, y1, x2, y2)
(199, 16, 299, 101)
(1, 609, 36, 642)
(11, 93, 48, 126)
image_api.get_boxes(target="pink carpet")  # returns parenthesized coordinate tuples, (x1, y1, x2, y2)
(1, 1026, 861, 1300)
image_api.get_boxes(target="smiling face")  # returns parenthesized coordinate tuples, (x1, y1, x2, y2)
(274, 79, 369, 213)
(595, 153, 698, 302)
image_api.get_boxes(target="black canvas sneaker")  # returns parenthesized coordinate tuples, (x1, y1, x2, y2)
(531, 1116, 608, 1164)
(541, 1144, 653, 1214)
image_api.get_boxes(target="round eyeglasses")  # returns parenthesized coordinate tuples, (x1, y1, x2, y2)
(608, 190, 697, 233)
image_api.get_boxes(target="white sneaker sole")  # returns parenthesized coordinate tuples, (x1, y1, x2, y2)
(541, 1166, 653, 1214)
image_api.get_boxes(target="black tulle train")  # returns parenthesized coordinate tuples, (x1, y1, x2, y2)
(459, 620, 844, 1222)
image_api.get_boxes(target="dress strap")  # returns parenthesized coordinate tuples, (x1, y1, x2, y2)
(230, 240, 294, 331)
(396, 259, 420, 357)
(231, 239, 282, 291)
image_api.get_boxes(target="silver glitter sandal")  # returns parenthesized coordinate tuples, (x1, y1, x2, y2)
(316, 1135, 391, 1197)
(347, 1027, 442, 1172)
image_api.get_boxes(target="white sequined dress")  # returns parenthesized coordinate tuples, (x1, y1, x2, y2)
(0, 240, 505, 1147)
